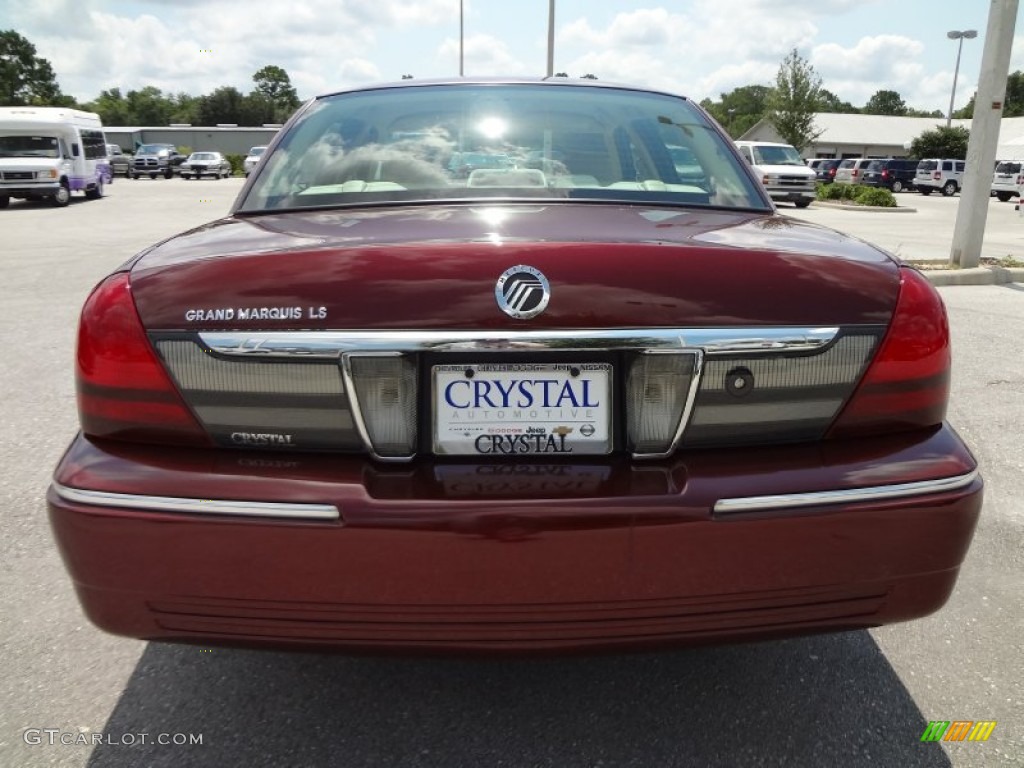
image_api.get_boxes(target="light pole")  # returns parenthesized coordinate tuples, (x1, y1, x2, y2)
(946, 29, 978, 127)
(546, 0, 555, 77)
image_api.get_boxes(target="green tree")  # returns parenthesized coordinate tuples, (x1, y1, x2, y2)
(125, 86, 175, 125)
(909, 125, 970, 159)
(817, 88, 858, 114)
(863, 89, 908, 116)
(169, 92, 201, 125)
(240, 92, 278, 125)
(197, 86, 247, 125)
(84, 88, 132, 124)
(252, 64, 299, 121)
(0, 29, 72, 106)
(957, 70, 1024, 119)
(766, 49, 824, 151)
(701, 84, 773, 138)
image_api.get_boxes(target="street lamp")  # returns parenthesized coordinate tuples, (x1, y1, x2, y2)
(946, 29, 978, 128)
(547, 0, 555, 77)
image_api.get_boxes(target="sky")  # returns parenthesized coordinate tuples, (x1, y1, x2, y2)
(3, 0, 1022, 114)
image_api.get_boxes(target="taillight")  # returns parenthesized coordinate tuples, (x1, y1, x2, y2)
(76, 273, 210, 446)
(882, 170, 889, 179)
(826, 268, 949, 439)
(829, 168, 836, 178)
(933, 171, 941, 180)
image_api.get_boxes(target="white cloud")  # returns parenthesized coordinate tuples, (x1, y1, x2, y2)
(3, 0, 998, 115)
(562, 8, 676, 48)
(9, 0, 461, 101)
(438, 34, 526, 75)
(557, 3, 818, 99)
(811, 35, 974, 112)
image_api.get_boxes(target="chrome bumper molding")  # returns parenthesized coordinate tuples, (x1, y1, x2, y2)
(713, 470, 980, 516)
(50, 482, 340, 521)
(197, 326, 843, 360)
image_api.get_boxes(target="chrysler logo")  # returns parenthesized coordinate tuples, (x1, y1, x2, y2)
(495, 265, 550, 319)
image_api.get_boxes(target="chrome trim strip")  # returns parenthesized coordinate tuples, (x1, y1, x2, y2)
(340, 351, 417, 463)
(198, 327, 841, 360)
(713, 470, 980, 516)
(51, 482, 340, 520)
(631, 349, 704, 460)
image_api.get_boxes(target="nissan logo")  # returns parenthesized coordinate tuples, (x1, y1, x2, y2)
(495, 265, 550, 319)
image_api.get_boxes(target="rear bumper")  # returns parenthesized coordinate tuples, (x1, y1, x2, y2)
(48, 425, 982, 654)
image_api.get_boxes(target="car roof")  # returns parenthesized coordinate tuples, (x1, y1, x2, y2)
(314, 76, 689, 103)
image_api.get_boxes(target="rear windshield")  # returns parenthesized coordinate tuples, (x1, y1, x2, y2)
(996, 161, 1021, 174)
(839, 159, 858, 168)
(238, 84, 768, 213)
(917, 160, 937, 172)
(866, 161, 885, 172)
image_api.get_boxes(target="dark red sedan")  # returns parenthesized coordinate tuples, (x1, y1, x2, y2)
(49, 79, 981, 654)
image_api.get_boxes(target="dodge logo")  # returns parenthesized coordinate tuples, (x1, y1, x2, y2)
(496, 265, 550, 319)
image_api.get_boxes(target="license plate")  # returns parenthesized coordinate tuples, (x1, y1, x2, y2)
(433, 363, 612, 456)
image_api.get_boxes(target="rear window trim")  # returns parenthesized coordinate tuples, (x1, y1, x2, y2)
(236, 82, 773, 215)
(232, 195, 773, 219)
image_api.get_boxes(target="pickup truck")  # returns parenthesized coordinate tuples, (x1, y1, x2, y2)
(105, 144, 130, 177)
(131, 144, 185, 179)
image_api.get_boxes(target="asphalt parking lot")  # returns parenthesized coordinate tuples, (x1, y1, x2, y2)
(789, 191, 1024, 264)
(1, 180, 1022, 768)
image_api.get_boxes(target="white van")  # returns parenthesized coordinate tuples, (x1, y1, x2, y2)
(0, 107, 112, 208)
(734, 141, 816, 208)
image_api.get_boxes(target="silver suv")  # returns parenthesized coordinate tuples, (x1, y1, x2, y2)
(915, 159, 965, 196)
(834, 158, 872, 185)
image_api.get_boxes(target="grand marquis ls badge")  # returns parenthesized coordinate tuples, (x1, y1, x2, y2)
(495, 265, 550, 320)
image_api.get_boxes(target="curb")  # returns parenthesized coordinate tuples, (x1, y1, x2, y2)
(811, 201, 917, 213)
(919, 266, 1024, 286)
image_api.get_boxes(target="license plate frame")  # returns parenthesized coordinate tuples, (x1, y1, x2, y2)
(432, 362, 613, 456)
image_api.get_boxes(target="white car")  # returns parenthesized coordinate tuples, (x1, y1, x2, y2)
(991, 160, 1023, 202)
(243, 146, 267, 177)
(180, 151, 232, 179)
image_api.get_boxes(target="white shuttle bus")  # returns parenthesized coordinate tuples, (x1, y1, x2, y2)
(0, 107, 112, 208)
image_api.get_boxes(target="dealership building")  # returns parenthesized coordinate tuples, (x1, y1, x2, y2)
(105, 124, 281, 155)
(739, 113, 1024, 160)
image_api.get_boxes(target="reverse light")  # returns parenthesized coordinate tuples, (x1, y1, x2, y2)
(342, 353, 418, 459)
(626, 351, 700, 456)
(827, 267, 949, 439)
(76, 273, 210, 446)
